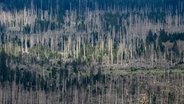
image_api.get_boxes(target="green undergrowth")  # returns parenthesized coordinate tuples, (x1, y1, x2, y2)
(102, 68, 184, 76)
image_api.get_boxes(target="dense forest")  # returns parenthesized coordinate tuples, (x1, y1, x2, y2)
(0, 0, 184, 103)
